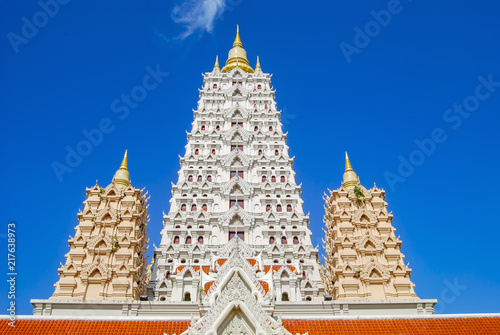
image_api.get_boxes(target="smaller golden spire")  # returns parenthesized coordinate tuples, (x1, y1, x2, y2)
(345, 151, 353, 172)
(343, 151, 358, 190)
(255, 56, 262, 72)
(213, 55, 220, 72)
(146, 253, 156, 282)
(114, 150, 130, 189)
(120, 150, 128, 169)
(233, 24, 242, 48)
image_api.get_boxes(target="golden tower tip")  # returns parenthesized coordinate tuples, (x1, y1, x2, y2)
(213, 55, 220, 71)
(221, 25, 253, 73)
(343, 151, 358, 190)
(255, 56, 261, 71)
(345, 151, 353, 172)
(115, 150, 130, 189)
(233, 24, 242, 48)
(120, 150, 128, 170)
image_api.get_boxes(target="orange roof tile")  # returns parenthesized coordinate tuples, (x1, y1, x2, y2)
(2, 316, 499, 334)
(259, 280, 269, 294)
(247, 259, 257, 267)
(202, 266, 210, 274)
(172, 265, 185, 275)
(0, 320, 190, 335)
(204, 281, 214, 293)
(282, 317, 500, 335)
(264, 265, 271, 274)
(216, 259, 226, 266)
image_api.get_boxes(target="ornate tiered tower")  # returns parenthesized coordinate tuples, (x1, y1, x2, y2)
(33, 27, 436, 322)
(51, 151, 150, 301)
(148, 26, 324, 306)
(322, 153, 418, 300)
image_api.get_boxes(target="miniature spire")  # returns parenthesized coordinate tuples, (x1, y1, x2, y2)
(221, 25, 254, 73)
(114, 150, 130, 189)
(120, 149, 128, 169)
(345, 151, 353, 172)
(146, 253, 156, 282)
(342, 151, 358, 190)
(213, 55, 220, 72)
(255, 56, 262, 72)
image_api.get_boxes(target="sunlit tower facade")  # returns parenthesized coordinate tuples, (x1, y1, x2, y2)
(148, 26, 325, 305)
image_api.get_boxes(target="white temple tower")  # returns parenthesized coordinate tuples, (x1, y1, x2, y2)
(148, 26, 325, 305)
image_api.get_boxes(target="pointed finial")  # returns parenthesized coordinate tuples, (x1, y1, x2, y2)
(213, 55, 220, 72)
(343, 151, 358, 190)
(233, 24, 242, 48)
(255, 56, 262, 71)
(345, 151, 353, 172)
(120, 149, 128, 169)
(221, 25, 254, 73)
(114, 150, 130, 189)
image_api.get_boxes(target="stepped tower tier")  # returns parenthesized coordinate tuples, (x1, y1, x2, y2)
(322, 153, 418, 300)
(51, 151, 150, 301)
(148, 27, 324, 304)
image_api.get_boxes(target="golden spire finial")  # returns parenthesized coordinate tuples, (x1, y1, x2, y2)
(146, 253, 156, 282)
(233, 24, 242, 48)
(255, 56, 262, 72)
(221, 25, 254, 73)
(120, 149, 128, 169)
(114, 150, 130, 189)
(343, 151, 358, 190)
(345, 151, 353, 172)
(213, 55, 220, 71)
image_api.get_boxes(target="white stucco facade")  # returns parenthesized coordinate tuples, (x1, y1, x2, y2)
(148, 58, 325, 306)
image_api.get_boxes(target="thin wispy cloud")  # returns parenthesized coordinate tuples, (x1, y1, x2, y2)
(171, 0, 226, 39)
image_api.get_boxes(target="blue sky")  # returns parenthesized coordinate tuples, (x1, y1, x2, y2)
(1, 0, 500, 315)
